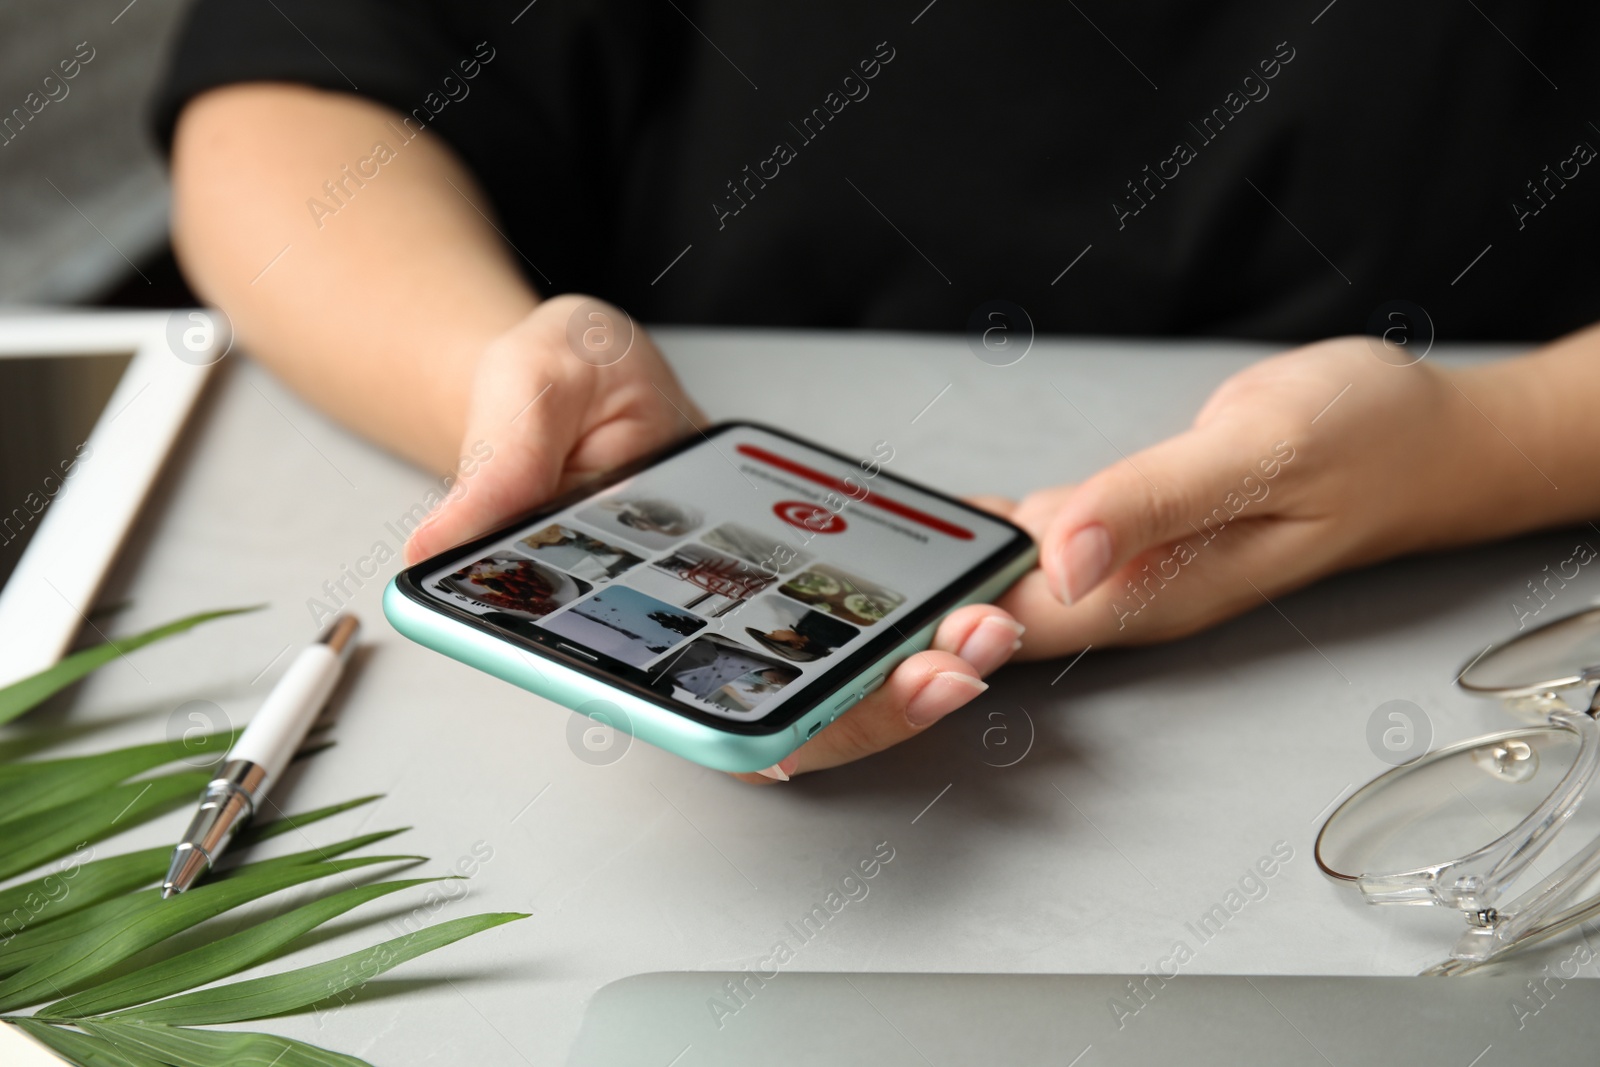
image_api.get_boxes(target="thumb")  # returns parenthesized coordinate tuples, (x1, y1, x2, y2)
(404, 339, 588, 564)
(1040, 424, 1284, 604)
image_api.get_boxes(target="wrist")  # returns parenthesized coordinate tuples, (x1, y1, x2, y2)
(1426, 355, 1562, 546)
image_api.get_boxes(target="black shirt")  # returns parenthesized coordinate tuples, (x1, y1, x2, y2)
(156, 1, 1600, 342)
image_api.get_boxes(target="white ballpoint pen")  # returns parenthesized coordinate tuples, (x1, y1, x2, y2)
(161, 614, 360, 898)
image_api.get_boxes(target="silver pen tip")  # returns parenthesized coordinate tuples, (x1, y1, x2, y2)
(162, 844, 211, 899)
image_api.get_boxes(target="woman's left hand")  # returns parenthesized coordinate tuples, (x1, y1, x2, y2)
(983, 336, 1537, 658)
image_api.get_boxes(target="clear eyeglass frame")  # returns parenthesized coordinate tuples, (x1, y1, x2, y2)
(1315, 605, 1600, 976)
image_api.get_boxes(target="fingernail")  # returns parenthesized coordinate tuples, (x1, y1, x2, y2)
(756, 755, 798, 782)
(906, 671, 988, 728)
(956, 616, 1026, 676)
(404, 513, 443, 564)
(1056, 524, 1113, 605)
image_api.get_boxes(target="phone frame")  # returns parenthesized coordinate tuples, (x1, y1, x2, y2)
(385, 421, 1037, 771)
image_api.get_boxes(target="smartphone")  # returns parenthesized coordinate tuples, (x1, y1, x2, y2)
(383, 422, 1036, 773)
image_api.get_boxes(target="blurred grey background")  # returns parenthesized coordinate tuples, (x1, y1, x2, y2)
(0, 0, 193, 304)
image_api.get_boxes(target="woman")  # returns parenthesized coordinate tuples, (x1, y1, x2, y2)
(157, 1, 1600, 781)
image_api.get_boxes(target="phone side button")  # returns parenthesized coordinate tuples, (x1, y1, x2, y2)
(859, 673, 887, 696)
(829, 691, 863, 722)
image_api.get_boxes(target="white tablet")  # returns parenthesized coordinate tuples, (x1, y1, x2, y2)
(0, 310, 224, 688)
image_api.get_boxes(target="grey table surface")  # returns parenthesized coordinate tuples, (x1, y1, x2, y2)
(33, 328, 1598, 1064)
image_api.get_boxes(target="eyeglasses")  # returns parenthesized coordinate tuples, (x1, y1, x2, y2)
(1316, 605, 1600, 975)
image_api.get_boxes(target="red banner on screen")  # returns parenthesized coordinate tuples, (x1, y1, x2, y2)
(735, 443, 975, 541)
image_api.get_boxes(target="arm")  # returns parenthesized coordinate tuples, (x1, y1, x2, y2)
(991, 324, 1600, 654)
(170, 83, 1023, 778)
(1443, 326, 1600, 544)
(171, 83, 535, 471)
(173, 83, 705, 544)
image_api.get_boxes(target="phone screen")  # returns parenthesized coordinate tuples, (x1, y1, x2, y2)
(416, 424, 1027, 728)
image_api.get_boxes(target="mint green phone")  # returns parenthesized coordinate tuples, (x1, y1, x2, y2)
(384, 422, 1036, 773)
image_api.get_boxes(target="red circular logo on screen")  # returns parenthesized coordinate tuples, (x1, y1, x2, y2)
(773, 501, 847, 534)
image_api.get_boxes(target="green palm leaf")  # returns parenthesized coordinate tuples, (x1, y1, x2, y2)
(110, 912, 528, 1026)
(0, 814, 396, 957)
(0, 732, 237, 821)
(0, 732, 233, 788)
(0, 846, 168, 945)
(0, 896, 149, 980)
(0, 831, 407, 975)
(11, 1018, 169, 1067)
(233, 796, 383, 847)
(0, 607, 520, 1066)
(81, 1019, 374, 1067)
(0, 608, 261, 725)
(210, 830, 410, 880)
(0, 770, 210, 883)
(42, 877, 450, 1018)
(0, 856, 418, 1011)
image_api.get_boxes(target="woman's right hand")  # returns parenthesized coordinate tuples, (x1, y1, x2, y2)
(403, 294, 706, 564)
(406, 298, 1021, 781)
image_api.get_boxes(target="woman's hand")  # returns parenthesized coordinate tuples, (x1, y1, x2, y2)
(989, 336, 1539, 658)
(403, 294, 706, 563)
(406, 294, 1024, 780)
(729, 605, 1026, 784)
